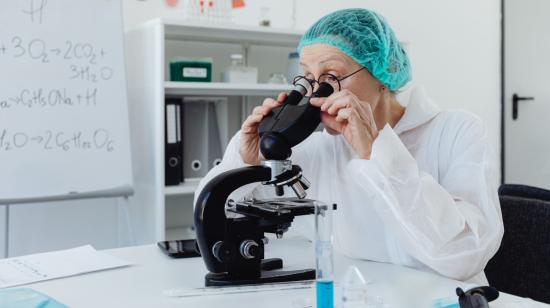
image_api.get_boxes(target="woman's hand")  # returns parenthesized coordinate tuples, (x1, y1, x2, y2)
(310, 90, 379, 159)
(240, 92, 287, 165)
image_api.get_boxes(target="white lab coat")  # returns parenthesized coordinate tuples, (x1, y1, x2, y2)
(194, 86, 504, 284)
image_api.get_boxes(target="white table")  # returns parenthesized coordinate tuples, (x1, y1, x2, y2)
(29, 237, 547, 308)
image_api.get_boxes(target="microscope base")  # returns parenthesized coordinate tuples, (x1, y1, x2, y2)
(205, 258, 315, 287)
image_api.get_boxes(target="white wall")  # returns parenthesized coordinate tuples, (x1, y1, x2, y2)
(297, 0, 501, 155)
(123, 0, 502, 157)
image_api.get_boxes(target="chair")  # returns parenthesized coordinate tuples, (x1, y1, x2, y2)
(497, 184, 550, 202)
(485, 184, 550, 304)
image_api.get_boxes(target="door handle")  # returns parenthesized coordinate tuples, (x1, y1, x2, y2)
(512, 93, 534, 120)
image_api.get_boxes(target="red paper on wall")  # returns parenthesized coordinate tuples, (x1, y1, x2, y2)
(232, 0, 245, 9)
(165, 0, 178, 8)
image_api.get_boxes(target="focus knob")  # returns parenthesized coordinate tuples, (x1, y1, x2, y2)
(239, 240, 259, 259)
(212, 241, 236, 263)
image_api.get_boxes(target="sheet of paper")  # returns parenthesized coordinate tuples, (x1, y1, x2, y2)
(0, 245, 130, 288)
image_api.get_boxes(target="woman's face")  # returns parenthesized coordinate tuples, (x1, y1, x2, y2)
(299, 44, 383, 109)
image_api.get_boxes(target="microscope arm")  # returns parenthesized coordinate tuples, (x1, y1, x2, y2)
(194, 165, 271, 273)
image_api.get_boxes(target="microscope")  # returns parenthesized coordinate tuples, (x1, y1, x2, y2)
(194, 78, 334, 286)
(456, 286, 499, 308)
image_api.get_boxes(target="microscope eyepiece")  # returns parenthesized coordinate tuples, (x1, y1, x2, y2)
(312, 82, 334, 98)
(258, 82, 334, 161)
(292, 76, 313, 98)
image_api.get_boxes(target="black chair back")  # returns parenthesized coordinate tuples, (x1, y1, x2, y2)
(498, 184, 550, 202)
(485, 184, 550, 304)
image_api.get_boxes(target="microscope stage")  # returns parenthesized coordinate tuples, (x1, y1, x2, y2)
(227, 197, 319, 217)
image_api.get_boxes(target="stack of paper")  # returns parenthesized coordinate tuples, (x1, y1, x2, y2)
(0, 245, 131, 288)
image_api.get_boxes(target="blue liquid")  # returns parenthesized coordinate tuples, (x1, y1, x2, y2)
(316, 279, 334, 308)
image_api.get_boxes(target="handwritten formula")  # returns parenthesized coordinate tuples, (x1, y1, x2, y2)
(0, 0, 127, 154)
(0, 129, 115, 152)
(0, 0, 133, 201)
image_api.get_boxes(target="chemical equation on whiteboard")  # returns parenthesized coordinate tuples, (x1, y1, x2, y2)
(0, 129, 115, 152)
(2, 36, 108, 65)
(69, 65, 113, 83)
(0, 88, 97, 110)
(0, 36, 114, 84)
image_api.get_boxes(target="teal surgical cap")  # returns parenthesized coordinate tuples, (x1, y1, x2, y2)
(297, 8, 411, 92)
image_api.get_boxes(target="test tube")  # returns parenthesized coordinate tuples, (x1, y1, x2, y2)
(315, 203, 334, 308)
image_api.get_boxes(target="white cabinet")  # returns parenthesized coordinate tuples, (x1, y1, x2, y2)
(125, 20, 302, 243)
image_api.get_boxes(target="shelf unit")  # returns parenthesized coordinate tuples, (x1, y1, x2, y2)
(163, 178, 201, 196)
(125, 19, 302, 243)
(165, 81, 292, 96)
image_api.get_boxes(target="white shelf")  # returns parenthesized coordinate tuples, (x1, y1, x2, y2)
(161, 19, 303, 47)
(165, 81, 293, 96)
(164, 178, 202, 196)
(126, 19, 302, 242)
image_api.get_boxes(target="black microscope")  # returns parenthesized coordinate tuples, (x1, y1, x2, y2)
(194, 78, 334, 286)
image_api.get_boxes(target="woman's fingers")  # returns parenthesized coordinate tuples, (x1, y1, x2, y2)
(252, 106, 264, 115)
(326, 95, 359, 116)
(309, 97, 325, 107)
(241, 114, 264, 133)
(310, 90, 346, 109)
(254, 94, 286, 116)
(263, 98, 280, 108)
(323, 90, 351, 111)
(243, 113, 263, 126)
(329, 95, 377, 132)
(335, 107, 352, 122)
(252, 105, 272, 116)
(316, 90, 354, 114)
(320, 112, 345, 133)
(312, 89, 379, 160)
(276, 92, 288, 103)
(240, 93, 286, 165)
(253, 93, 283, 119)
(244, 93, 287, 133)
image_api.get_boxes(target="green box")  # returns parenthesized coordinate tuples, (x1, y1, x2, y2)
(170, 58, 212, 82)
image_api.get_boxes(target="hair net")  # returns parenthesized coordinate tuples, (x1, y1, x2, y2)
(297, 8, 411, 92)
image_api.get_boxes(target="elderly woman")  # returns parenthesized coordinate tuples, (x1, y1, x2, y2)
(195, 8, 503, 284)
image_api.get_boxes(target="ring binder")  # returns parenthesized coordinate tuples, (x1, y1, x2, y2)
(165, 98, 184, 186)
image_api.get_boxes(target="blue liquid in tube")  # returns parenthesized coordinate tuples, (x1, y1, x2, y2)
(315, 203, 334, 308)
(316, 279, 334, 308)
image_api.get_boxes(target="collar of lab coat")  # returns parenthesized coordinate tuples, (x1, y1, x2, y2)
(392, 86, 441, 135)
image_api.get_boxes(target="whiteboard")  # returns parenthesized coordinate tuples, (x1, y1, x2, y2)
(0, 0, 133, 204)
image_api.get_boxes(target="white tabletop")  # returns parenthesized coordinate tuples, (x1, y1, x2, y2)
(28, 237, 546, 308)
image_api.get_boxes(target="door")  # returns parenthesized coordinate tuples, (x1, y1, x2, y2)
(505, 0, 550, 189)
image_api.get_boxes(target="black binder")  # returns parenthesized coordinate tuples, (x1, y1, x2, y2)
(165, 98, 183, 186)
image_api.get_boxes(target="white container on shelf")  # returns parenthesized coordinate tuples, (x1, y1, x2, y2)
(287, 51, 302, 83)
(222, 54, 258, 83)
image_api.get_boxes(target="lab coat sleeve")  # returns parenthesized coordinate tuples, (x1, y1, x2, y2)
(346, 120, 503, 281)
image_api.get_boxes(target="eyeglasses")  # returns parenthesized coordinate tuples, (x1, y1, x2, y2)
(293, 66, 366, 96)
